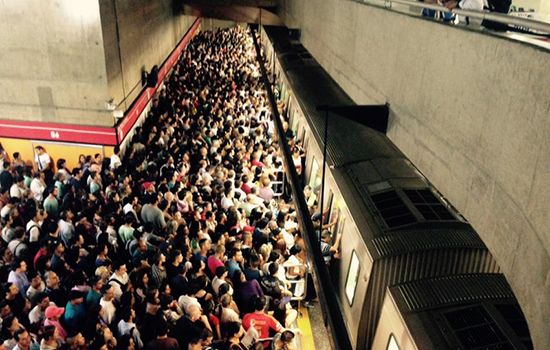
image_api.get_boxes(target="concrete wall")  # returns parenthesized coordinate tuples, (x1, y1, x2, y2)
(278, 1, 550, 348)
(99, 0, 196, 112)
(0, 0, 113, 126)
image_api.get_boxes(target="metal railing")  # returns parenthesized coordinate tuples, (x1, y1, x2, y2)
(283, 262, 308, 301)
(352, 0, 550, 34)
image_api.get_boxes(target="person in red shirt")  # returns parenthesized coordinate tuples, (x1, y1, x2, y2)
(242, 296, 282, 344)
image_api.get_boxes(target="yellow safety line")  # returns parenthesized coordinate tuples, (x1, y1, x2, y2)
(297, 305, 316, 350)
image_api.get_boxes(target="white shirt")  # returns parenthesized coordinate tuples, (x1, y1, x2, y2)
(9, 184, 25, 198)
(100, 298, 117, 325)
(110, 154, 122, 170)
(30, 178, 45, 202)
(457, 0, 484, 23)
(35, 153, 50, 171)
(58, 220, 75, 246)
(29, 303, 54, 324)
(109, 272, 129, 301)
(26, 220, 42, 243)
(0, 205, 11, 219)
(178, 295, 201, 314)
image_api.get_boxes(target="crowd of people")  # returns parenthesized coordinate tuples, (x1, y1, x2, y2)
(0, 26, 321, 350)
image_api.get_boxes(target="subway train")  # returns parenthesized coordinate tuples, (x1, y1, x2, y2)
(258, 26, 533, 350)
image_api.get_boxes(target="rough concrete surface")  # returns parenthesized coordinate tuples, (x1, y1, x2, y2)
(278, 0, 550, 348)
(0, 0, 112, 126)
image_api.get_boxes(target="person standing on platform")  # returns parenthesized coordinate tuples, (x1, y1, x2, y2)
(34, 146, 53, 185)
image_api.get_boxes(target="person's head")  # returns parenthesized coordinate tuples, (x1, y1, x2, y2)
(67, 332, 86, 349)
(119, 334, 135, 350)
(188, 339, 202, 350)
(228, 248, 242, 262)
(120, 307, 134, 323)
(199, 238, 211, 253)
(13, 227, 25, 242)
(2, 315, 20, 337)
(5, 282, 19, 298)
(68, 290, 84, 305)
(225, 321, 244, 339)
(250, 253, 260, 269)
(253, 295, 267, 312)
(102, 284, 115, 301)
(45, 306, 64, 321)
(14, 329, 31, 350)
(200, 328, 213, 347)
(11, 258, 27, 274)
(90, 275, 104, 291)
(113, 260, 127, 275)
(35, 146, 44, 155)
(186, 305, 202, 322)
(321, 229, 331, 242)
(36, 293, 50, 310)
(215, 244, 225, 257)
(278, 330, 295, 348)
(40, 325, 58, 343)
(216, 266, 228, 279)
(45, 271, 59, 288)
(156, 320, 169, 337)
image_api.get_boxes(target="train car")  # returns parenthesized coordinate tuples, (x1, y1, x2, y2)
(259, 26, 533, 350)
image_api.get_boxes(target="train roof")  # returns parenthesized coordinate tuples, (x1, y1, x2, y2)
(263, 26, 490, 257)
(389, 274, 533, 350)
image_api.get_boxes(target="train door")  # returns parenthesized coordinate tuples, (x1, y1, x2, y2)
(308, 158, 321, 208)
(339, 222, 371, 349)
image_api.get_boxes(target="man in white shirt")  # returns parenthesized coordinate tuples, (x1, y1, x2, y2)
(100, 284, 117, 325)
(109, 261, 129, 301)
(30, 172, 46, 202)
(110, 146, 122, 170)
(34, 146, 50, 172)
(28, 293, 53, 325)
(58, 210, 75, 246)
(10, 176, 27, 199)
(26, 209, 46, 243)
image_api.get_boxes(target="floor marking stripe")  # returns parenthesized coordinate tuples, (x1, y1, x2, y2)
(298, 305, 315, 349)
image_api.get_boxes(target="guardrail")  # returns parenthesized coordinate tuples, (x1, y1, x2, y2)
(352, 0, 550, 33)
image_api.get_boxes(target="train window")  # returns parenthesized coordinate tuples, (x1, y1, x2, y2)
(345, 250, 360, 306)
(370, 190, 417, 229)
(403, 189, 455, 221)
(291, 114, 299, 134)
(309, 158, 320, 192)
(387, 335, 401, 350)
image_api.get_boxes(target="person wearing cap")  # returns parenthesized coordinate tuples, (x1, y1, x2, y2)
(44, 305, 67, 340)
(64, 290, 86, 333)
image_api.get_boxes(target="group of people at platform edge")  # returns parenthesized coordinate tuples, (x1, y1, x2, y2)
(0, 26, 342, 350)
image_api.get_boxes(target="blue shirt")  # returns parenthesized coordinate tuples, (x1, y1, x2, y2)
(226, 260, 242, 279)
(64, 301, 86, 331)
